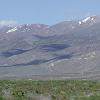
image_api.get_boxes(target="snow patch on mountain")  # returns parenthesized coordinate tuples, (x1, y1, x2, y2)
(6, 27, 17, 33)
(79, 21, 82, 25)
(91, 18, 94, 21)
(78, 16, 96, 25)
(82, 17, 91, 23)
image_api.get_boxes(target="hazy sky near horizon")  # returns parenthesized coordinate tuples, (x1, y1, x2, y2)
(0, 0, 100, 25)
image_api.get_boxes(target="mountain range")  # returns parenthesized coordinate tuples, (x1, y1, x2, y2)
(0, 16, 100, 79)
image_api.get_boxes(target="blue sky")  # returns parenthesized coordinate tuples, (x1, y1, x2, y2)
(0, 0, 100, 25)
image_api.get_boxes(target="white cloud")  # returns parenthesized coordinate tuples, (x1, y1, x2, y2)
(0, 20, 18, 26)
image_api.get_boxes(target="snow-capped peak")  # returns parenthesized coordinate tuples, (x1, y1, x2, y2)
(82, 17, 91, 23)
(79, 21, 82, 25)
(78, 16, 97, 25)
(6, 27, 17, 33)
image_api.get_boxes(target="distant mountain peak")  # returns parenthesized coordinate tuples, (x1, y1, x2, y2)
(78, 15, 100, 25)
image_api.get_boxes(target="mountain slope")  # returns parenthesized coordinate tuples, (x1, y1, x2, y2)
(0, 16, 100, 79)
